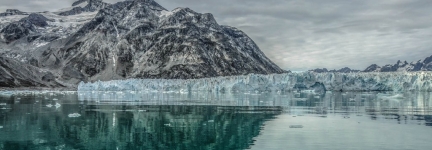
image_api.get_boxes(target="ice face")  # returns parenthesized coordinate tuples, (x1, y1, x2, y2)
(78, 72, 432, 93)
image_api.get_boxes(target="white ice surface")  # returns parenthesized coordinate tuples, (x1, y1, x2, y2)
(78, 72, 432, 92)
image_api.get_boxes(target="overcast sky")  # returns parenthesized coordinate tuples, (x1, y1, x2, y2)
(1, 0, 432, 71)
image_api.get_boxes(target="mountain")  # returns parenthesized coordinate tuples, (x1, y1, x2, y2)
(309, 67, 360, 73)
(0, 9, 28, 17)
(0, 0, 285, 88)
(363, 55, 432, 72)
(310, 55, 432, 73)
(56, 0, 110, 16)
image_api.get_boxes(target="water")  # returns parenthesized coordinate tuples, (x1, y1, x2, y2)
(0, 91, 432, 150)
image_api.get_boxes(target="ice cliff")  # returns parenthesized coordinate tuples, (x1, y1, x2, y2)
(78, 72, 432, 92)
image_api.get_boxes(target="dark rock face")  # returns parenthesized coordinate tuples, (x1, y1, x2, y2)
(0, 13, 50, 43)
(0, 0, 285, 88)
(0, 56, 62, 87)
(363, 56, 432, 72)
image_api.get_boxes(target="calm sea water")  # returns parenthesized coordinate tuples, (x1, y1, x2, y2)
(0, 91, 431, 150)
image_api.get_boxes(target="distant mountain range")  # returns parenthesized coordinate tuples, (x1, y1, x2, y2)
(310, 55, 432, 73)
(309, 67, 360, 73)
(0, 0, 285, 88)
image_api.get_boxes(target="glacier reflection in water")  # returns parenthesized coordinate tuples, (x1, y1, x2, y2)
(0, 91, 431, 149)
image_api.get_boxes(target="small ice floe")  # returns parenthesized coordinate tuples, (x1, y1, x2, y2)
(53, 98, 58, 101)
(46, 104, 53, 108)
(208, 120, 214, 123)
(0, 103, 6, 106)
(0, 126, 3, 129)
(55, 103, 61, 109)
(68, 113, 81, 118)
(55, 144, 65, 150)
(289, 125, 304, 128)
(138, 110, 146, 112)
(33, 139, 47, 144)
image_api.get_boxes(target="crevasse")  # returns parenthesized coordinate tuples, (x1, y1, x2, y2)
(78, 72, 432, 92)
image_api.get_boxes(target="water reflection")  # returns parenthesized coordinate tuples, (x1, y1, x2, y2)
(0, 91, 432, 149)
(0, 100, 280, 150)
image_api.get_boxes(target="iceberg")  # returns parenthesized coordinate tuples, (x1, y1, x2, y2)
(78, 72, 432, 92)
(68, 113, 81, 118)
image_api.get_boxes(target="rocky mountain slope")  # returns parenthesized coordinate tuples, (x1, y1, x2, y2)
(0, 0, 285, 88)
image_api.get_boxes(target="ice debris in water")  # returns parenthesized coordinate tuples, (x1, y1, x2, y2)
(46, 104, 53, 108)
(0, 103, 6, 106)
(0, 126, 3, 129)
(68, 113, 81, 118)
(55, 103, 61, 108)
(78, 72, 432, 92)
(289, 125, 304, 128)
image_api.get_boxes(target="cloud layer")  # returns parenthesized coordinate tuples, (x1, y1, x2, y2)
(1, 0, 432, 71)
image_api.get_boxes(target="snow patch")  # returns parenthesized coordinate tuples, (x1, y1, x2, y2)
(159, 10, 173, 17)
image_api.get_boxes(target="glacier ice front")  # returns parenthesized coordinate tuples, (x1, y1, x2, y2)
(78, 72, 432, 92)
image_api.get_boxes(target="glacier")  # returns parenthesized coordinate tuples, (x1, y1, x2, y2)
(78, 72, 432, 92)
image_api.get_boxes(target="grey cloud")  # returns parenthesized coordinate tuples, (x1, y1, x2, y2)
(1, 0, 432, 71)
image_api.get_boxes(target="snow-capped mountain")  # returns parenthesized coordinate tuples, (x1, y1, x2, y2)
(0, 0, 285, 88)
(0, 9, 28, 17)
(363, 55, 432, 72)
(309, 67, 360, 73)
(57, 0, 110, 16)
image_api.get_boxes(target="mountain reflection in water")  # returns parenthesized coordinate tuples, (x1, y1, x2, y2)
(0, 91, 431, 150)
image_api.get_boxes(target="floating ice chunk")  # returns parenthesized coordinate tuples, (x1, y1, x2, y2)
(55, 103, 61, 109)
(33, 139, 47, 144)
(0, 103, 6, 106)
(46, 104, 53, 108)
(0, 126, 3, 129)
(68, 113, 81, 118)
(53, 98, 58, 101)
(289, 125, 304, 128)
